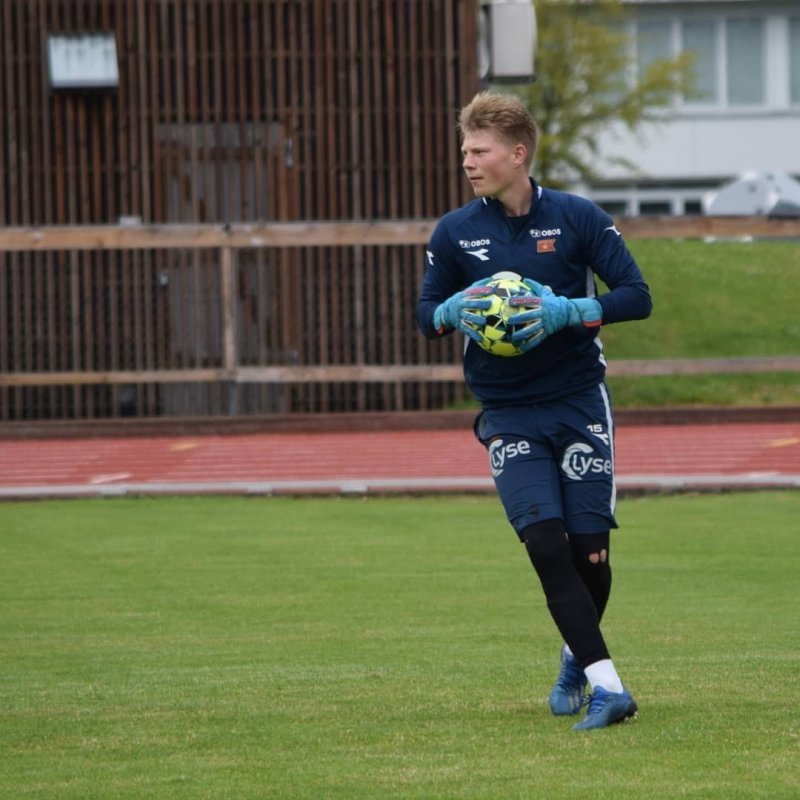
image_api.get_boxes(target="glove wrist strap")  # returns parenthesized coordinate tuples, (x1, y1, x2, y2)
(568, 298, 603, 328)
(433, 304, 451, 335)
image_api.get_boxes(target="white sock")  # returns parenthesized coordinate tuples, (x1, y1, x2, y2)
(584, 659, 624, 693)
(563, 644, 574, 658)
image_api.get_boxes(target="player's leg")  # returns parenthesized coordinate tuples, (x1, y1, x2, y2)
(519, 518, 603, 715)
(526, 523, 636, 730)
(562, 531, 637, 728)
(544, 528, 612, 716)
(475, 405, 635, 727)
(474, 408, 601, 716)
(551, 384, 637, 729)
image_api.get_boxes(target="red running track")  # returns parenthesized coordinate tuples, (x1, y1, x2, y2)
(0, 422, 799, 498)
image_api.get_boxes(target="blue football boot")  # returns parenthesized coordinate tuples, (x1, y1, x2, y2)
(572, 686, 638, 731)
(548, 646, 589, 716)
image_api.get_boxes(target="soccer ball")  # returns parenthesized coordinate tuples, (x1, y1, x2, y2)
(464, 272, 538, 357)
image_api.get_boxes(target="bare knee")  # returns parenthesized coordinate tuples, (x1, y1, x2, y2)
(588, 549, 608, 565)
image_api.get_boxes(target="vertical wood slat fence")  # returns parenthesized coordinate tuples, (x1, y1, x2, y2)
(1, 0, 478, 227)
(0, 0, 481, 420)
(3, 215, 800, 422)
(0, 221, 473, 420)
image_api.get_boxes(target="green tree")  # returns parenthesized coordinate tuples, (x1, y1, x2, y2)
(516, 0, 696, 189)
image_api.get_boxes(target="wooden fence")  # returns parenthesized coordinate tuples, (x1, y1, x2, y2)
(0, 221, 466, 419)
(2, 216, 799, 422)
(0, 0, 482, 421)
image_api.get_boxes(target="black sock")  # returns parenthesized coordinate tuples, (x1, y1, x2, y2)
(521, 519, 610, 668)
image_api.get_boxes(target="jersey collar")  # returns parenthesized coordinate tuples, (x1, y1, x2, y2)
(481, 177, 541, 216)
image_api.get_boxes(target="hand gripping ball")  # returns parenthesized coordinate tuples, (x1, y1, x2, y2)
(463, 271, 540, 357)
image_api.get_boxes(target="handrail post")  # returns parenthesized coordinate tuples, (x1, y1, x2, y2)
(220, 244, 238, 413)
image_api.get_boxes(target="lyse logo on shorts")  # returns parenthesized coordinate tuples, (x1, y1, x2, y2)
(561, 442, 612, 480)
(488, 438, 531, 478)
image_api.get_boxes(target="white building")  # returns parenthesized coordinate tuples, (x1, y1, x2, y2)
(581, 0, 800, 216)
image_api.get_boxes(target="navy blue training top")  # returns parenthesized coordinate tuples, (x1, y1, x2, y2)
(416, 180, 652, 406)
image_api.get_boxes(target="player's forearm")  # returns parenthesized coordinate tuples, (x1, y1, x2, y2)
(416, 300, 447, 339)
(595, 283, 652, 325)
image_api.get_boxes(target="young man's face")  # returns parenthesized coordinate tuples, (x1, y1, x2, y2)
(461, 128, 525, 199)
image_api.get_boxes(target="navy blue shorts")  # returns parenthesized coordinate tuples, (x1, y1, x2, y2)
(474, 384, 618, 538)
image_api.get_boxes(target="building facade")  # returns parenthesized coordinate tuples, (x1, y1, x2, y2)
(583, 0, 800, 216)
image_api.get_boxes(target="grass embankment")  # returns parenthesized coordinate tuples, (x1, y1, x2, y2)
(603, 239, 800, 407)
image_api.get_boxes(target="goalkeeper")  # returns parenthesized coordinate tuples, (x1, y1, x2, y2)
(416, 92, 652, 731)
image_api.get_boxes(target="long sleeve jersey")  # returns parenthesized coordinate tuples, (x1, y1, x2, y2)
(417, 180, 652, 406)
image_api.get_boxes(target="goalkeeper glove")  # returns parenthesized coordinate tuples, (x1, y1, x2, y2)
(433, 278, 493, 341)
(507, 279, 603, 353)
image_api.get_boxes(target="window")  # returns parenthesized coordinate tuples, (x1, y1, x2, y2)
(634, 15, 773, 109)
(683, 200, 703, 216)
(682, 21, 717, 103)
(639, 201, 672, 216)
(637, 21, 673, 75)
(790, 18, 800, 105)
(726, 18, 764, 105)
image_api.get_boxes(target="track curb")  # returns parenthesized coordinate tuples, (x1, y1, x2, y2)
(1, 405, 798, 440)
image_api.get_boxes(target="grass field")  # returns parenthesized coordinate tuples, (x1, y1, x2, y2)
(1, 493, 798, 799)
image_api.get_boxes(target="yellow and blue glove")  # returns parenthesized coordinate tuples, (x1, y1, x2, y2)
(507, 278, 602, 353)
(433, 278, 494, 342)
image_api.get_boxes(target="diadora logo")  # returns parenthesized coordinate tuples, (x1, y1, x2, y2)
(529, 228, 562, 238)
(489, 438, 531, 478)
(459, 239, 491, 261)
(561, 442, 612, 481)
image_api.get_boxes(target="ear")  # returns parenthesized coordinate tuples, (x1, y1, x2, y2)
(512, 144, 527, 167)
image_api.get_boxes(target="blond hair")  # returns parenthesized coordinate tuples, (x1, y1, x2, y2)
(458, 92, 539, 168)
